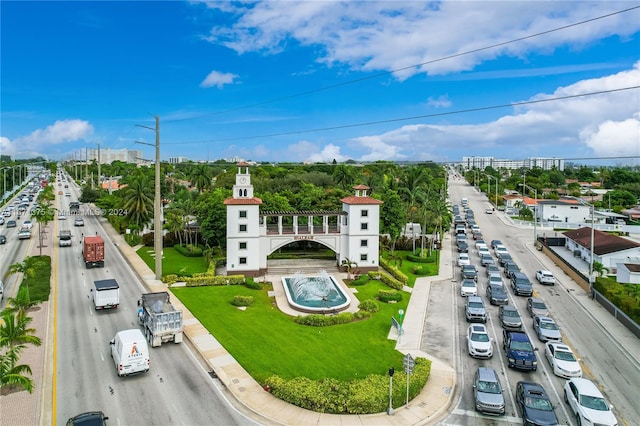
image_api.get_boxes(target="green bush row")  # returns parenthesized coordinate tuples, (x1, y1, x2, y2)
(350, 274, 370, 286)
(377, 290, 402, 303)
(367, 271, 404, 290)
(293, 311, 371, 326)
(264, 358, 431, 414)
(594, 278, 640, 323)
(165, 273, 246, 286)
(378, 257, 408, 284)
(406, 252, 436, 263)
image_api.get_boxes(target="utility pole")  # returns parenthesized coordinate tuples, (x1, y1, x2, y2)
(97, 143, 101, 190)
(85, 147, 88, 181)
(136, 116, 162, 280)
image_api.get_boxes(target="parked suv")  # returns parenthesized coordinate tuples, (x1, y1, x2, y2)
(511, 272, 533, 296)
(465, 296, 487, 323)
(473, 367, 505, 415)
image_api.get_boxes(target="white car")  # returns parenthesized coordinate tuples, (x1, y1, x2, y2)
(488, 273, 504, 287)
(564, 378, 618, 426)
(460, 279, 478, 297)
(466, 324, 493, 359)
(22, 220, 33, 229)
(478, 246, 490, 257)
(494, 245, 509, 258)
(458, 253, 471, 266)
(58, 214, 67, 220)
(475, 241, 488, 250)
(545, 342, 582, 378)
(536, 270, 556, 285)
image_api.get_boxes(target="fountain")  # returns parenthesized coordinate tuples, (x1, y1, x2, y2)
(282, 270, 351, 313)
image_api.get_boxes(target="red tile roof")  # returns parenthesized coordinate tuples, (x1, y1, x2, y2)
(340, 195, 383, 205)
(224, 197, 263, 205)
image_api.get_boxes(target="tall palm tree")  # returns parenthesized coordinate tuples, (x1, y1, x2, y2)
(3, 287, 37, 320)
(0, 311, 42, 369)
(188, 164, 213, 193)
(332, 165, 355, 191)
(121, 174, 154, 234)
(31, 203, 55, 256)
(164, 207, 185, 247)
(592, 261, 609, 277)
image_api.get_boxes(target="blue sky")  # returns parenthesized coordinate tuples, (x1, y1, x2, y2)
(1, 1, 639, 165)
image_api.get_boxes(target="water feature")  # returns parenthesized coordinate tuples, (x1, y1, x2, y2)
(282, 270, 351, 313)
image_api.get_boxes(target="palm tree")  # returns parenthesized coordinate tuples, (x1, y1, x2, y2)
(188, 164, 213, 193)
(31, 203, 55, 256)
(121, 174, 154, 234)
(0, 311, 42, 368)
(0, 352, 35, 393)
(340, 258, 358, 280)
(592, 261, 609, 277)
(164, 207, 185, 247)
(332, 165, 355, 191)
(5, 258, 38, 304)
(3, 288, 37, 320)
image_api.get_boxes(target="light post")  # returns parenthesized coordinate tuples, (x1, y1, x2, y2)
(387, 367, 395, 415)
(485, 174, 498, 206)
(519, 183, 538, 244)
(587, 202, 595, 297)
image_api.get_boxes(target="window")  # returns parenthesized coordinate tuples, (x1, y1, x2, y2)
(239, 224, 247, 232)
(360, 223, 368, 231)
(360, 254, 368, 262)
(570, 206, 578, 210)
(551, 205, 557, 209)
(361, 209, 369, 217)
(239, 210, 247, 218)
(360, 239, 368, 247)
(239, 257, 247, 265)
(239, 242, 247, 250)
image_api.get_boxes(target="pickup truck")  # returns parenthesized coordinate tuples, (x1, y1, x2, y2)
(535, 270, 556, 285)
(503, 330, 538, 371)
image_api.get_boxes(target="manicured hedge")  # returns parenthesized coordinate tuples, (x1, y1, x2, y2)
(264, 357, 431, 414)
(174, 244, 204, 257)
(378, 257, 408, 284)
(367, 271, 404, 290)
(231, 295, 254, 307)
(377, 290, 402, 303)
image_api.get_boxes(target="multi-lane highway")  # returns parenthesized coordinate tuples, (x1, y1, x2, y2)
(48, 173, 257, 425)
(433, 175, 639, 425)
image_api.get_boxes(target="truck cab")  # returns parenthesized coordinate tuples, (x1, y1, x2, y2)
(503, 330, 538, 371)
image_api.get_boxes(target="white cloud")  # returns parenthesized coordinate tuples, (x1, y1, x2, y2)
(200, 70, 239, 88)
(306, 143, 347, 163)
(203, 2, 640, 79)
(426, 95, 451, 108)
(347, 61, 640, 161)
(1, 119, 93, 159)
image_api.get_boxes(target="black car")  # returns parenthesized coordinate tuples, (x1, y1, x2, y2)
(486, 284, 509, 305)
(66, 411, 109, 425)
(515, 381, 559, 425)
(0, 234, 6, 244)
(498, 253, 513, 266)
(457, 241, 469, 253)
(511, 272, 534, 296)
(491, 239, 503, 249)
(504, 261, 520, 279)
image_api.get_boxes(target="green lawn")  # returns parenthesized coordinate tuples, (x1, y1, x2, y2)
(136, 246, 209, 277)
(172, 279, 408, 383)
(20, 256, 51, 303)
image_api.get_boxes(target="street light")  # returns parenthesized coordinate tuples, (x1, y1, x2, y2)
(519, 183, 538, 244)
(485, 174, 498, 206)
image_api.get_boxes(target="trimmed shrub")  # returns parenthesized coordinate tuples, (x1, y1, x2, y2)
(411, 265, 431, 276)
(350, 274, 370, 286)
(231, 295, 254, 307)
(244, 278, 262, 290)
(406, 252, 437, 263)
(378, 257, 408, 284)
(184, 274, 246, 287)
(377, 290, 402, 303)
(358, 299, 379, 313)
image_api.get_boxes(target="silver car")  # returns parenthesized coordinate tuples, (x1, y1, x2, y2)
(533, 315, 562, 342)
(527, 297, 549, 317)
(473, 367, 505, 415)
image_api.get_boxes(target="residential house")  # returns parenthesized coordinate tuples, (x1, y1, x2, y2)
(536, 199, 590, 224)
(616, 263, 640, 284)
(563, 227, 640, 272)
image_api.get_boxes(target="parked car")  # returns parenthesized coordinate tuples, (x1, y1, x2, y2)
(488, 273, 504, 287)
(494, 245, 509, 257)
(486, 283, 509, 306)
(536, 270, 556, 285)
(480, 254, 495, 267)
(478, 246, 491, 257)
(460, 279, 478, 297)
(461, 265, 478, 282)
(467, 323, 493, 359)
(564, 378, 618, 426)
(465, 295, 487, 323)
(486, 264, 500, 277)
(504, 261, 521, 278)
(516, 381, 559, 426)
(499, 304, 522, 330)
(497, 253, 513, 266)
(490, 239, 503, 249)
(472, 231, 483, 241)
(6, 220, 17, 228)
(22, 220, 33, 229)
(458, 253, 471, 266)
(0, 217, 4, 225)
(511, 272, 533, 296)
(527, 297, 550, 317)
(0, 234, 6, 244)
(472, 367, 505, 415)
(533, 315, 562, 343)
(545, 342, 582, 378)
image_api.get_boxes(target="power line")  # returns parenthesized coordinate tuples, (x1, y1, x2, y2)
(204, 6, 640, 117)
(164, 85, 639, 145)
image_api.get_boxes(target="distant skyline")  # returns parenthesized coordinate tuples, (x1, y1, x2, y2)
(1, 1, 639, 165)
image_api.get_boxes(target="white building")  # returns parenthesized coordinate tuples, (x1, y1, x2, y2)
(536, 199, 591, 224)
(563, 227, 640, 271)
(461, 156, 564, 171)
(169, 157, 189, 164)
(87, 148, 143, 164)
(616, 263, 640, 284)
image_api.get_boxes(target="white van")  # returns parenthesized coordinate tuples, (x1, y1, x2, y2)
(109, 329, 149, 377)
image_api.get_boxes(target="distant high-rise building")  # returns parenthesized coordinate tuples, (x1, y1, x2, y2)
(87, 148, 143, 164)
(462, 156, 564, 171)
(169, 156, 189, 164)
